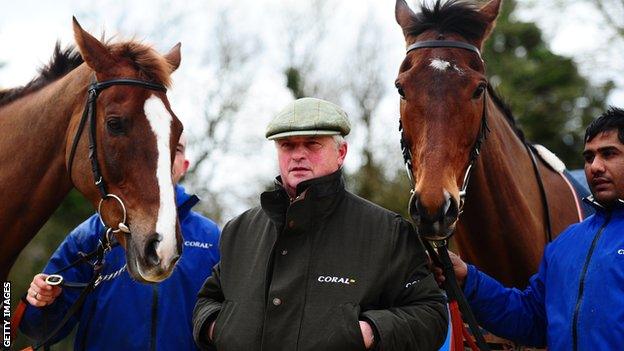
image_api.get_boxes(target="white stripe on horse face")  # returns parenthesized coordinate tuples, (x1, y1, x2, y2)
(430, 58, 464, 74)
(144, 95, 177, 265)
(430, 58, 451, 71)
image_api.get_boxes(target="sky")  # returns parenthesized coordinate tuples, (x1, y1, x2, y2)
(2, 0, 623, 218)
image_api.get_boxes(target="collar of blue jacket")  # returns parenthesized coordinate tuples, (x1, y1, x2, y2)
(176, 184, 200, 220)
(583, 195, 624, 218)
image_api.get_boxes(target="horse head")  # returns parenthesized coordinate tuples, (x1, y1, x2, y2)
(395, 0, 501, 240)
(69, 19, 183, 283)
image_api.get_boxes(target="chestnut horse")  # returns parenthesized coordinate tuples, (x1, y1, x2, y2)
(0, 19, 184, 283)
(395, 0, 582, 288)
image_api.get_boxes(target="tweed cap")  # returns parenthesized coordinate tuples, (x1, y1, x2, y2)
(266, 97, 351, 140)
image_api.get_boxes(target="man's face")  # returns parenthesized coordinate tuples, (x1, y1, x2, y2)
(583, 130, 624, 207)
(172, 134, 189, 184)
(276, 135, 347, 196)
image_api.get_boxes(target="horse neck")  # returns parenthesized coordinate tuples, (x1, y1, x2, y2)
(0, 65, 91, 278)
(454, 99, 548, 287)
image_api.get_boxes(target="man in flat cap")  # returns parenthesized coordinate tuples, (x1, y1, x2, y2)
(193, 98, 448, 351)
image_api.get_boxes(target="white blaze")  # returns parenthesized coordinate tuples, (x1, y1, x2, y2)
(144, 96, 177, 266)
(430, 59, 451, 71)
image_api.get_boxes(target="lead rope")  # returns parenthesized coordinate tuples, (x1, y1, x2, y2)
(12, 228, 118, 351)
(400, 91, 491, 350)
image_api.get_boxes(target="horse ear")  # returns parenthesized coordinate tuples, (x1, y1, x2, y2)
(164, 43, 181, 73)
(72, 17, 115, 73)
(478, 0, 502, 45)
(395, 0, 417, 37)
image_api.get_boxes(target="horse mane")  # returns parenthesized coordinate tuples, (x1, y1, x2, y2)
(402, 0, 489, 42)
(487, 85, 526, 142)
(0, 39, 172, 108)
(0, 43, 83, 107)
(402, 0, 526, 143)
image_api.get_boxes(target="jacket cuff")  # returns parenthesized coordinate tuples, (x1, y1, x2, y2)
(359, 315, 380, 350)
(193, 308, 220, 350)
(463, 264, 480, 298)
(359, 309, 397, 349)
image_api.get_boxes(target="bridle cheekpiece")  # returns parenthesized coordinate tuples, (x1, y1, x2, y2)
(67, 78, 168, 234)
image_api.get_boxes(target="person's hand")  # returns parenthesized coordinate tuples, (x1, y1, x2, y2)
(359, 320, 374, 349)
(26, 274, 62, 307)
(208, 320, 216, 342)
(432, 250, 468, 288)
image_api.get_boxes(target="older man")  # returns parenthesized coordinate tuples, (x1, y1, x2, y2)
(436, 107, 624, 350)
(193, 97, 448, 351)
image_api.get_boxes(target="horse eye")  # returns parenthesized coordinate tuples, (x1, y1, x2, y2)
(395, 82, 406, 100)
(472, 84, 486, 100)
(106, 117, 125, 135)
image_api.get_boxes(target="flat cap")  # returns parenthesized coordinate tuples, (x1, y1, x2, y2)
(266, 97, 351, 140)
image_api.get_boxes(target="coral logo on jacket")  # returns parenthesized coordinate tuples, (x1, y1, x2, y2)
(184, 241, 213, 249)
(317, 275, 356, 285)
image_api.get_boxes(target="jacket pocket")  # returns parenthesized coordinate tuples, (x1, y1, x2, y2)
(340, 303, 367, 350)
(213, 299, 237, 347)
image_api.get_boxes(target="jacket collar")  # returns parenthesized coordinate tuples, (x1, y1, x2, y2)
(175, 184, 199, 221)
(291, 168, 345, 200)
(583, 195, 624, 218)
(261, 168, 345, 225)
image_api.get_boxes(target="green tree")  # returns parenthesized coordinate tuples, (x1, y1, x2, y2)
(484, 0, 613, 168)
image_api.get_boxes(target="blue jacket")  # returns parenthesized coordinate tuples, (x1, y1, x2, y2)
(463, 202, 624, 350)
(21, 185, 220, 351)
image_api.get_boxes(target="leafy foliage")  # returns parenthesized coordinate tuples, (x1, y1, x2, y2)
(483, 0, 613, 168)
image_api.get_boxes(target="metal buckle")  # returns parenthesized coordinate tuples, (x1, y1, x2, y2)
(98, 194, 129, 234)
(45, 274, 64, 286)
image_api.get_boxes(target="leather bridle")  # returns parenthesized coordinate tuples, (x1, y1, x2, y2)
(399, 40, 490, 217)
(67, 77, 167, 234)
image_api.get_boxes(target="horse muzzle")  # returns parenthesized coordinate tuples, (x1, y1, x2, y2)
(409, 190, 459, 241)
(126, 232, 181, 283)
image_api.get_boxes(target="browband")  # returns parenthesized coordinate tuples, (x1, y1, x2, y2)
(406, 40, 482, 61)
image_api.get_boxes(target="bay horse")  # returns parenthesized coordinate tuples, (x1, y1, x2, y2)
(394, 0, 582, 288)
(0, 18, 184, 283)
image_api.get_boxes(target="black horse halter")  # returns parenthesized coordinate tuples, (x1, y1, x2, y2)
(67, 77, 167, 234)
(400, 40, 490, 215)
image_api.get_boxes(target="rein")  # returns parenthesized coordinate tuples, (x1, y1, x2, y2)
(11, 228, 119, 351)
(67, 78, 167, 234)
(399, 39, 492, 351)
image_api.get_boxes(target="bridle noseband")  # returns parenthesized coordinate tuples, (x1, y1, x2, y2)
(399, 39, 490, 216)
(67, 78, 167, 234)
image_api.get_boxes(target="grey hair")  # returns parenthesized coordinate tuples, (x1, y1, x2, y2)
(332, 135, 346, 149)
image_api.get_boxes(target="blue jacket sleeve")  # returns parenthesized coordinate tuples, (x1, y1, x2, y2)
(19, 215, 101, 344)
(462, 258, 548, 347)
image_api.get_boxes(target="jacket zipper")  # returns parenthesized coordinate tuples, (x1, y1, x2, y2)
(150, 285, 159, 351)
(571, 214, 610, 351)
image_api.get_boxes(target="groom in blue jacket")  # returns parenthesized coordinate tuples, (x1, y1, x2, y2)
(438, 107, 624, 350)
(20, 133, 220, 350)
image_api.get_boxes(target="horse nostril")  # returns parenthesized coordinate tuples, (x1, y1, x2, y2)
(144, 234, 161, 266)
(444, 196, 459, 222)
(408, 192, 421, 223)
